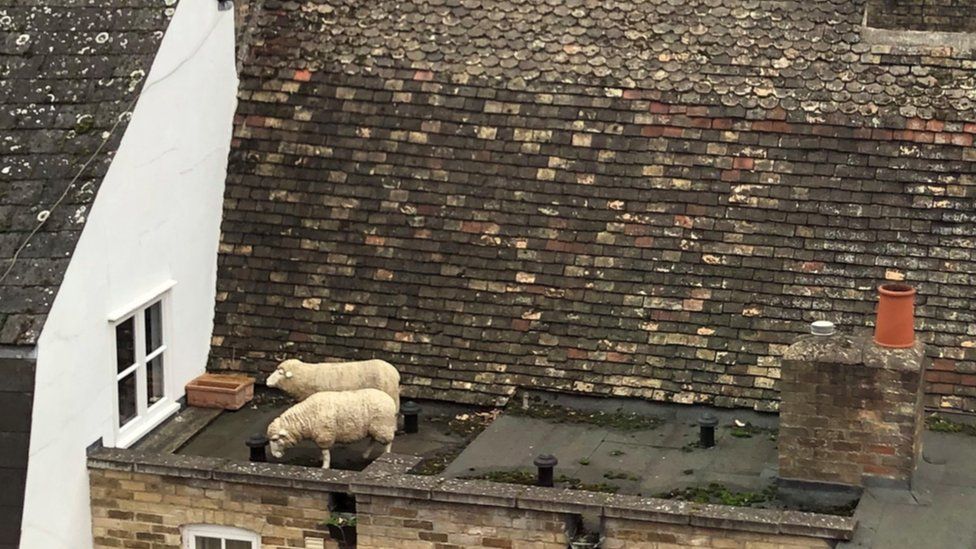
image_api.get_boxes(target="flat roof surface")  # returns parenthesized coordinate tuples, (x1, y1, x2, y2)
(159, 390, 976, 547)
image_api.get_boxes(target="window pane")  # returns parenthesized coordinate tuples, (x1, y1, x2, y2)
(118, 373, 137, 426)
(194, 537, 222, 549)
(226, 540, 253, 549)
(115, 317, 135, 373)
(145, 301, 162, 353)
(147, 354, 164, 406)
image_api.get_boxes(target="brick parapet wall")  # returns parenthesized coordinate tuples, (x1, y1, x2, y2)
(215, 57, 976, 413)
(356, 495, 570, 548)
(778, 335, 926, 487)
(90, 469, 334, 548)
(602, 518, 833, 549)
(87, 449, 855, 548)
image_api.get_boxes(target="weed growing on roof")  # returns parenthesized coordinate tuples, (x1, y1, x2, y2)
(656, 483, 777, 507)
(926, 414, 976, 435)
(460, 470, 620, 493)
(410, 410, 499, 476)
(508, 397, 662, 431)
(728, 422, 777, 440)
(603, 470, 640, 481)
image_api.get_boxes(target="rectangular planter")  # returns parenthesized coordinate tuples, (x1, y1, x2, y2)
(186, 374, 255, 410)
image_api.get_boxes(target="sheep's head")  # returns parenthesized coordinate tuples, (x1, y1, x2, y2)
(267, 359, 297, 388)
(266, 418, 298, 458)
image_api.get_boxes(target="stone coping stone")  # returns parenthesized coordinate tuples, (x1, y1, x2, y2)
(361, 453, 423, 477)
(350, 473, 443, 500)
(87, 447, 855, 540)
(88, 447, 355, 491)
(517, 485, 615, 514)
(690, 503, 781, 534)
(432, 478, 523, 507)
(604, 493, 855, 540)
(602, 494, 695, 525)
(778, 510, 856, 541)
(214, 460, 356, 491)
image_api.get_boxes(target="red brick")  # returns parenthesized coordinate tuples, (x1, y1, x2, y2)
(567, 348, 588, 359)
(906, 118, 926, 130)
(720, 169, 741, 182)
(927, 371, 961, 384)
(641, 126, 664, 137)
(648, 101, 670, 113)
(951, 133, 974, 147)
(732, 157, 754, 170)
(293, 69, 312, 82)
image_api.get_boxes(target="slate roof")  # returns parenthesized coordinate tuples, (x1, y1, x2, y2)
(215, 0, 976, 409)
(241, 0, 976, 119)
(0, 1, 174, 345)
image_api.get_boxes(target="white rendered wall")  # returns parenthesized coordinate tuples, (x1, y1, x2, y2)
(20, 1, 238, 547)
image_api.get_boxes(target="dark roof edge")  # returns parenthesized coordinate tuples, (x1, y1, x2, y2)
(0, 346, 37, 360)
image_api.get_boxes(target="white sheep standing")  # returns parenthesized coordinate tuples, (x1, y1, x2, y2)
(266, 358, 400, 411)
(266, 388, 397, 469)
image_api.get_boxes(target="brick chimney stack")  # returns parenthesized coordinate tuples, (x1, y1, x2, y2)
(778, 285, 926, 494)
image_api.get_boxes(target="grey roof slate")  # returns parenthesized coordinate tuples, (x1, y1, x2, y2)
(0, 1, 174, 345)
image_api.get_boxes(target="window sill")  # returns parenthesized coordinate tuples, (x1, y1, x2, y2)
(114, 399, 180, 449)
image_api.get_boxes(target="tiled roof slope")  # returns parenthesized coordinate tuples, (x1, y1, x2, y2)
(0, 1, 173, 345)
(215, 0, 976, 410)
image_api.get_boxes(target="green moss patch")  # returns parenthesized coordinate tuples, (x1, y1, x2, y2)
(411, 410, 499, 476)
(656, 483, 776, 507)
(927, 414, 976, 436)
(508, 397, 662, 431)
(460, 469, 620, 493)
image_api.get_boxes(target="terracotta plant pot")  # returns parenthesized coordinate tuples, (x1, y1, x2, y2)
(874, 283, 916, 348)
(185, 374, 255, 410)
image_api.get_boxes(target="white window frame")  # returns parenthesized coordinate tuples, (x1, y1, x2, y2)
(182, 524, 261, 549)
(109, 280, 179, 448)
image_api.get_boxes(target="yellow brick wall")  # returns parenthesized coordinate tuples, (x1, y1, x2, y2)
(602, 518, 833, 549)
(89, 467, 843, 549)
(89, 469, 336, 549)
(356, 495, 570, 549)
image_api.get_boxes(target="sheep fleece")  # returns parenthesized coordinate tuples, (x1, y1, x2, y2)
(269, 358, 400, 409)
(267, 389, 397, 450)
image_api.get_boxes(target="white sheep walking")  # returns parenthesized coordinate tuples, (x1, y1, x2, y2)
(266, 388, 397, 469)
(266, 358, 401, 411)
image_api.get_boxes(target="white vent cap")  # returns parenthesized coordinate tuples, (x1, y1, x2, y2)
(811, 320, 836, 336)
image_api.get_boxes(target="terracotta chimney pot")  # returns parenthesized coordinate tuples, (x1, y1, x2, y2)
(874, 283, 916, 348)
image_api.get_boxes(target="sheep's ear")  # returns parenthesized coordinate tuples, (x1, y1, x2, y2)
(285, 371, 293, 378)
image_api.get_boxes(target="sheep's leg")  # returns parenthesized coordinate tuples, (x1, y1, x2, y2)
(362, 441, 375, 460)
(321, 449, 331, 469)
(383, 442, 392, 454)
